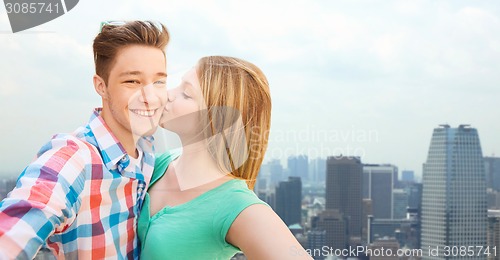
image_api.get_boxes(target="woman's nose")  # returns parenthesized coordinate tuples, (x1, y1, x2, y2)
(167, 89, 176, 102)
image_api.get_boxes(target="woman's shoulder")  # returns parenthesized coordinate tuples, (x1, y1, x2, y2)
(212, 179, 270, 250)
(213, 179, 269, 223)
(216, 179, 264, 202)
(150, 150, 181, 186)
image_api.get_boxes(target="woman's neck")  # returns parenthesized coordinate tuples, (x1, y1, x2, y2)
(173, 140, 231, 191)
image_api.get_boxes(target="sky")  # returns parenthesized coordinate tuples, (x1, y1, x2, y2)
(0, 0, 499, 179)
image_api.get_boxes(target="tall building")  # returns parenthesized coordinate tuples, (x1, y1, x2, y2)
(268, 159, 285, 187)
(406, 182, 422, 211)
(255, 170, 268, 193)
(288, 155, 309, 182)
(316, 209, 347, 250)
(402, 170, 415, 183)
(308, 158, 326, 185)
(369, 217, 419, 248)
(485, 157, 500, 192)
(307, 229, 327, 260)
(362, 198, 373, 243)
(421, 124, 487, 259)
(368, 237, 400, 260)
(393, 189, 409, 219)
(407, 207, 422, 250)
(487, 210, 500, 260)
(488, 189, 500, 209)
(326, 156, 363, 239)
(275, 176, 302, 226)
(363, 164, 398, 219)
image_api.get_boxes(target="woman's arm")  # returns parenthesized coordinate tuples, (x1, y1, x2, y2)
(226, 204, 312, 260)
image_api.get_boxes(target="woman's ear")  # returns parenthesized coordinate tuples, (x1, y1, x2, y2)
(93, 75, 107, 99)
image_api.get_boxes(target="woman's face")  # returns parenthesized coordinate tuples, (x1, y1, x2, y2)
(159, 67, 205, 137)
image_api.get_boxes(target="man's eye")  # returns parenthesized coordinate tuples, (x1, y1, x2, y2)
(154, 80, 166, 87)
(124, 80, 140, 84)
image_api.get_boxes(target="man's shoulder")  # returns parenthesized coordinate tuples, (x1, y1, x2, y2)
(20, 131, 102, 183)
(35, 131, 100, 162)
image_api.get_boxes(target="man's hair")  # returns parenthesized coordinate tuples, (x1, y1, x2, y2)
(197, 56, 272, 190)
(93, 21, 170, 84)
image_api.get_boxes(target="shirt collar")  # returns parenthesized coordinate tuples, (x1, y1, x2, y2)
(87, 108, 155, 171)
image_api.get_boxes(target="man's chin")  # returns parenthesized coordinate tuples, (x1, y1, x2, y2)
(132, 127, 158, 138)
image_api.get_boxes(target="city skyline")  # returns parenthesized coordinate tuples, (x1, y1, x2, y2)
(421, 125, 487, 259)
(1, 1, 499, 179)
(1, 124, 498, 258)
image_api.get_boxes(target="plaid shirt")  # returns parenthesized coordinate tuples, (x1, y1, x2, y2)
(0, 108, 155, 259)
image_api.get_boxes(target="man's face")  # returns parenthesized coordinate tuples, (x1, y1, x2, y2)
(100, 45, 167, 140)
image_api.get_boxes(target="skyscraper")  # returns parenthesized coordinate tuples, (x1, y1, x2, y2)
(487, 210, 500, 260)
(326, 156, 363, 239)
(307, 229, 327, 260)
(288, 155, 309, 182)
(368, 237, 400, 260)
(362, 198, 373, 243)
(393, 189, 409, 219)
(421, 124, 487, 259)
(275, 176, 302, 226)
(406, 182, 422, 211)
(308, 158, 326, 185)
(268, 159, 285, 187)
(316, 209, 347, 250)
(485, 157, 500, 192)
(363, 164, 398, 219)
(402, 170, 415, 183)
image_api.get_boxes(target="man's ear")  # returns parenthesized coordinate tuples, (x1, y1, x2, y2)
(93, 75, 108, 99)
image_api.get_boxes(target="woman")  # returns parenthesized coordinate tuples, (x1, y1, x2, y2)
(138, 56, 311, 259)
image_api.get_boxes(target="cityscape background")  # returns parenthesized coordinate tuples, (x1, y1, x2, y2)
(1, 1, 499, 259)
(1, 124, 499, 259)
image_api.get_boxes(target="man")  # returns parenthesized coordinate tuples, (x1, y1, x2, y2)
(0, 20, 169, 259)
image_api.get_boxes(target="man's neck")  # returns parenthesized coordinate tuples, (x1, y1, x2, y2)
(121, 135, 139, 159)
(100, 109, 139, 159)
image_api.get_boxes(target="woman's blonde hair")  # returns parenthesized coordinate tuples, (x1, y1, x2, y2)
(197, 56, 271, 189)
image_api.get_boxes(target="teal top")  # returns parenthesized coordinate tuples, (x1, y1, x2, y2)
(138, 152, 268, 259)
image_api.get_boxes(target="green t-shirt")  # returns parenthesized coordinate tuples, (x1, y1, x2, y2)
(138, 152, 268, 259)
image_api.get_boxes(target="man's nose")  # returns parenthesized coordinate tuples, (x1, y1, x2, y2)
(138, 83, 161, 104)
